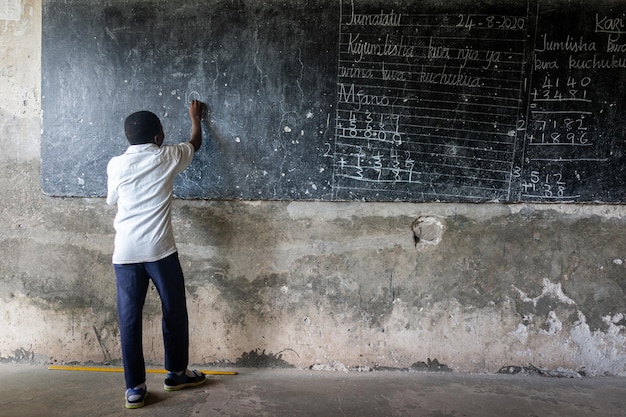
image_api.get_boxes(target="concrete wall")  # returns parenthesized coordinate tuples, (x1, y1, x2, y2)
(2, 0, 626, 375)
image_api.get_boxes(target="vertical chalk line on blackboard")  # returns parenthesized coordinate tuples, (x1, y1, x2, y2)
(512, 1, 541, 202)
(332, 0, 346, 200)
(505, 2, 529, 203)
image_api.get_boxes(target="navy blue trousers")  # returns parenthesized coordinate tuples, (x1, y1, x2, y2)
(114, 252, 189, 389)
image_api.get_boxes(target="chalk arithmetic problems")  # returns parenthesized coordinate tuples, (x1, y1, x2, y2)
(331, 1, 626, 202)
(521, 7, 626, 202)
(332, 2, 528, 201)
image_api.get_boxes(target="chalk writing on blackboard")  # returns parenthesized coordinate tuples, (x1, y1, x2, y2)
(41, 1, 626, 202)
(520, 7, 626, 201)
(331, 2, 529, 201)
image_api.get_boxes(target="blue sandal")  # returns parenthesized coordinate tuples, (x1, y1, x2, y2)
(125, 387, 148, 409)
(163, 369, 206, 391)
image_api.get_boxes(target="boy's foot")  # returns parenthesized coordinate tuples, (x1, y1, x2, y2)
(125, 387, 148, 409)
(163, 369, 207, 391)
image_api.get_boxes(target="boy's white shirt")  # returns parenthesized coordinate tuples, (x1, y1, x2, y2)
(107, 142, 195, 264)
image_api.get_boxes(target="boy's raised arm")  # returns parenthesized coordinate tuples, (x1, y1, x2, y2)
(188, 100, 203, 151)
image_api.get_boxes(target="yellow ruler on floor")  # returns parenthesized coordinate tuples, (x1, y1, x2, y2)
(48, 365, 237, 375)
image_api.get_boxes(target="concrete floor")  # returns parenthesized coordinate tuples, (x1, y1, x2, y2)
(0, 364, 625, 417)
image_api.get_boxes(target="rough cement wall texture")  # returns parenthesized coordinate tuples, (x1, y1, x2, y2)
(1, 1, 626, 376)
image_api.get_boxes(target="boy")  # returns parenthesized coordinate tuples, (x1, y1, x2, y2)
(106, 100, 206, 409)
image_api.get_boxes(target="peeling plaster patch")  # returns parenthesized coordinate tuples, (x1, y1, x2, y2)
(602, 313, 626, 336)
(509, 323, 529, 344)
(512, 278, 576, 307)
(411, 216, 446, 248)
(541, 311, 563, 335)
(0, 347, 35, 363)
(507, 280, 626, 372)
(511, 289, 626, 376)
(603, 313, 625, 325)
(568, 310, 626, 375)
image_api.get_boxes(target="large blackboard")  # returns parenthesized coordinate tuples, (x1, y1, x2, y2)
(41, 0, 626, 202)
